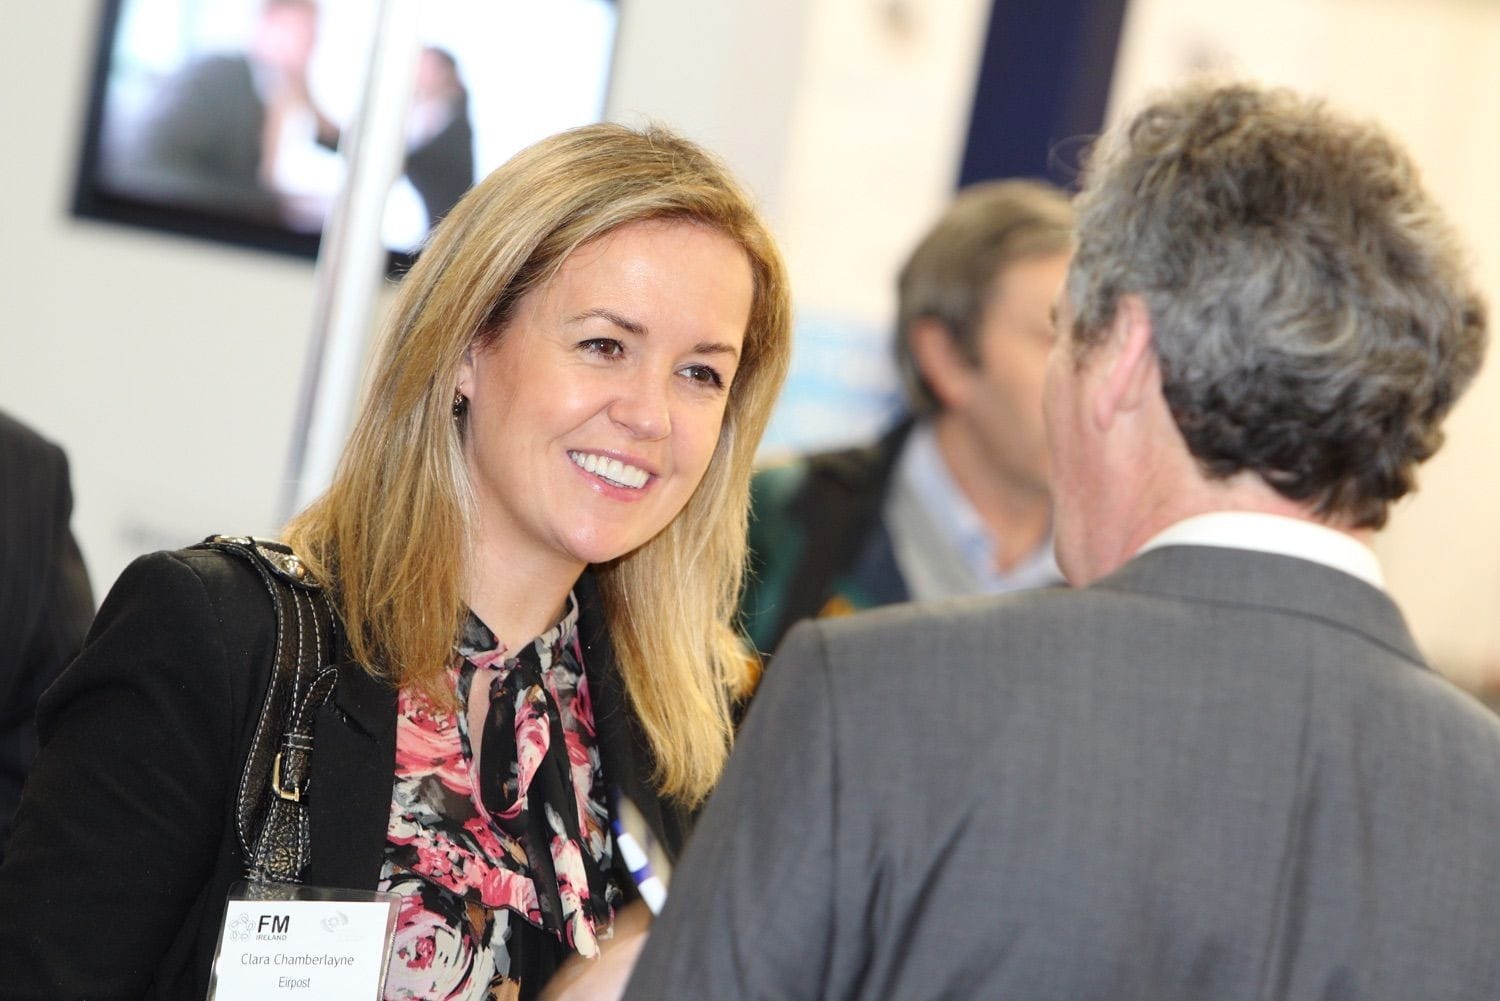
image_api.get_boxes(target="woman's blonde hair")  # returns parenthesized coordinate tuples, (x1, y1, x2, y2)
(284, 123, 792, 804)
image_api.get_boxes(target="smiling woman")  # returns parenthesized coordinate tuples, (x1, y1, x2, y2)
(0, 124, 792, 1000)
(456, 219, 755, 638)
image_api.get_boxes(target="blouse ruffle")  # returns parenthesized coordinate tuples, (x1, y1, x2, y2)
(378, 599, 620, 999)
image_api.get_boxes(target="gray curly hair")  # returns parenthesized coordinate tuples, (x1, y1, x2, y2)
(1066, 81, 1486, 529)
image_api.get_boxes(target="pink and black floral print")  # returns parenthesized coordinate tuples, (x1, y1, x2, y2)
(378, 598, 620, 1000)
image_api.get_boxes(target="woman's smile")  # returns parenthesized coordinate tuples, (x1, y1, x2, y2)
(568, 449, 652, 490)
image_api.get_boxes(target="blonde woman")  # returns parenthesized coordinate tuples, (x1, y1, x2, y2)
(0, 123, 791, 1000)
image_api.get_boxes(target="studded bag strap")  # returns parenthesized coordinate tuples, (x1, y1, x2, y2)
(193, 535, 342, 885)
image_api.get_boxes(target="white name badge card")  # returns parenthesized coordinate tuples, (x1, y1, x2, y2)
(207, 882, 400, 1001)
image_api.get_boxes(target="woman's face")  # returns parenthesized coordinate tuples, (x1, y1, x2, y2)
(457, 219, 753, 578)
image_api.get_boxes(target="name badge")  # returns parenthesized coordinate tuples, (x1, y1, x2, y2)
(206, 881, 400, 1000)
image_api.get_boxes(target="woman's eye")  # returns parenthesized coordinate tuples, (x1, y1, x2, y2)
(580, 338, 625, 357)
(681, 364, 725, 389)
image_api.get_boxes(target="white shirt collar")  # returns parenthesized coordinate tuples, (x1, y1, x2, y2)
(1137, 511, 1385, 590)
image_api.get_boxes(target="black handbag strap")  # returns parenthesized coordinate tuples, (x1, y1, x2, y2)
(193, 535, 341, 884)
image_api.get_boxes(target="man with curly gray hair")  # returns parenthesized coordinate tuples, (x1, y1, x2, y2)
(1050, 82, 1486, 579)
(619, 82, 1500, 1001)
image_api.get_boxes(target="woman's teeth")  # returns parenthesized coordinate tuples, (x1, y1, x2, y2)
(569, 451, 649, 489)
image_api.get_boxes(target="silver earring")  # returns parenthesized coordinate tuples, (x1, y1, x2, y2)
(452, 391, 468, 418)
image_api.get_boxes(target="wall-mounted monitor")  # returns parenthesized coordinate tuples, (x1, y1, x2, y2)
(72, 0, 619, 270)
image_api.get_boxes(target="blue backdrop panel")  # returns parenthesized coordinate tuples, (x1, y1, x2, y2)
(958, 0, 1129, 188)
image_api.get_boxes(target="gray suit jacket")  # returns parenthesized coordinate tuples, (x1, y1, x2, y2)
(626, 545, 1500, 1000)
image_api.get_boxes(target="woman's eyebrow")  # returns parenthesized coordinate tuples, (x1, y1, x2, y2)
(694, 341, 741, 359)
(570, 308, 740, 358)
(569, 307, 647, 336)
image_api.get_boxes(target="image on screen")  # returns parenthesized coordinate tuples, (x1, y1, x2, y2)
(73, 0, 619, 267)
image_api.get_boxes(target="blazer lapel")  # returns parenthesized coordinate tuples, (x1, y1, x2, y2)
(574, 572, 692, 861)
(304, 658, 398, 890)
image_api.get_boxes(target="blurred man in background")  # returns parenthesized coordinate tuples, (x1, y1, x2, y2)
(741, 180, 1072, 654)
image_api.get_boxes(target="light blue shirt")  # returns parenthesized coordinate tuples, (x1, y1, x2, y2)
(883, 421, 1061, 602)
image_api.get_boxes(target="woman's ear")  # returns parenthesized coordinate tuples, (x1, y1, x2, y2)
(456, 344, 477, 400)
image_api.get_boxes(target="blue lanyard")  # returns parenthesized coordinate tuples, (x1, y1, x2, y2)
(610, 788, 668, 914)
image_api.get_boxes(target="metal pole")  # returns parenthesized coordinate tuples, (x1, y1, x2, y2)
(278, 0, 421, 524)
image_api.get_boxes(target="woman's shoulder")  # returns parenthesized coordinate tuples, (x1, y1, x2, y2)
(112, 541, 275, 616)
(38, 540, 288, 749)
(86, 538, 307, 676)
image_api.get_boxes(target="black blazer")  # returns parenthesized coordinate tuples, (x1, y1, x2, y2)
(0, 546, 690, 1000)
(0, 412, 93, 860)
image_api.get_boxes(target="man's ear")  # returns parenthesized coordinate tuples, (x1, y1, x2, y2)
(907, 319, 974, 410)
(1092, 294, 1158, 431)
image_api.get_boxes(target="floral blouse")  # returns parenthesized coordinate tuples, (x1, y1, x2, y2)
(378, 597, 622, 1000)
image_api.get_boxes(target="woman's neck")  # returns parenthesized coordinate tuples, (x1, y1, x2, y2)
(464, 543, 583, 654)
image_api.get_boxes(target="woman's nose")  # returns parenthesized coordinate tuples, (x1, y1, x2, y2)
(608, 376, 671, 440)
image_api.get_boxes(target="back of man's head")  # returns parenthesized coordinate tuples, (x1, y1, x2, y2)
(1066, 81, 1486, 529)
(896, 179, 1073, 415)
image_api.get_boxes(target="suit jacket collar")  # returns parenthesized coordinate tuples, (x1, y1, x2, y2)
(1098, 545, 1426, 669)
